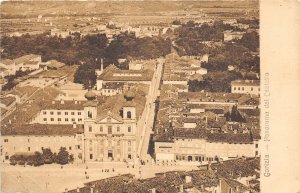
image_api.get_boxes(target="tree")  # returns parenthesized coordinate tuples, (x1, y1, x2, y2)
(172, 20, 181, 25)
(189, 71, 242, 92)
(33, 151, 44, 166)
(42, 148, 55, 164)
(9, 155, 18, 165)
(239, 31, 259, 52)
(56, 147, 69, 165)
(229, 105, 246, 122)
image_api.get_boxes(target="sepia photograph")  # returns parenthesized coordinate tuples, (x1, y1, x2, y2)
(2, 0, 296, 193)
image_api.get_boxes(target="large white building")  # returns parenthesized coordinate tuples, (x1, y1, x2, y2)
(154, 127, 258, 163)
(1, 124, 84, 163)
(231, 80, 260, 95)
(82, 90, 146, 162)
(32, 100, 85, 125)
(96, 64, 154, 91)
(1, 88, 147, 164)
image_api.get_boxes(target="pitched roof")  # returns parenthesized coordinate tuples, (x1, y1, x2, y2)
(96, 89, 146, 122)
(0, 59, 14, 65)
(14, 54, 41, 64)
(231, 80, 260, 86)
(98, 64, 154, 81)
(1, 96, 16, 107)
(211, 157, 260, 179)
(1, 124, 84, 136)
(46, 60, 65, 69)
(40, 100, 85, 110)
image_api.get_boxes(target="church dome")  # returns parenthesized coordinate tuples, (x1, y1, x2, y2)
(85, 90, 96, 100)
(124, 90, 135, 101)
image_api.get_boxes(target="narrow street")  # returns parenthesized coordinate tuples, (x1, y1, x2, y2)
(137, 58, 164, 163)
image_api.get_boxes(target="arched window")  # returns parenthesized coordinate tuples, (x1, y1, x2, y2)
(127, 111, 132, 119)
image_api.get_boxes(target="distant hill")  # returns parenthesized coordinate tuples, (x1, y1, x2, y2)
(0, 1, 258, 18)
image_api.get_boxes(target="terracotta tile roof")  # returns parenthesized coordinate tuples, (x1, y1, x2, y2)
(211, 157, 260, 179)
(174, 128, 207, 139)
(0, 59, 14, 65)
(222, 178, 250, 193)
(1, 123, 84, 136)
(14, 54, 41, 64)
(207, 133, 253, 144)
(2, 88, 61, 126)
(1, 96, 16, 107)
(231, 80, 260, 86)
(46, 60, 65, 69)
(102, 82, 124, 89)
(40, 100, 85, 110)
(178, 92, 243, 103)
(98, 64, 154, 81)
(10, 85, 39, 97)
(23, 60, 39, 66)
(96, 90, 146, 122)
(1, 107, 7, 116)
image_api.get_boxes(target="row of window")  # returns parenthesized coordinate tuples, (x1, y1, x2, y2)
(43, 111, 82, 116)
(43, 118, 82, 122)
(88, 140, 131, 147)
(233, 86, 260, 91)
(24, 146, 73, 152)
(175, 155, 217, 162)
(3, 137, 75, 143)
(88, 126, 132, 133)
(89, 153, 132, 160)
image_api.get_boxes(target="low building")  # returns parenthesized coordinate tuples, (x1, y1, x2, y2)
(231, 80, 260, 95)
(83, 90, 146, 163)
(0, 124, 84, 163)
(223, 30, 245, 42)
(46, 60, 65, 70)
(96, 64, 154, 90)
(101, 82, 124, 96)
(0, 59, 16, 76)
(14, 54, 42, 72)
(31, 100, 85, 125)
(50, 28, 70, 38)
(0, 96, 17, 116)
